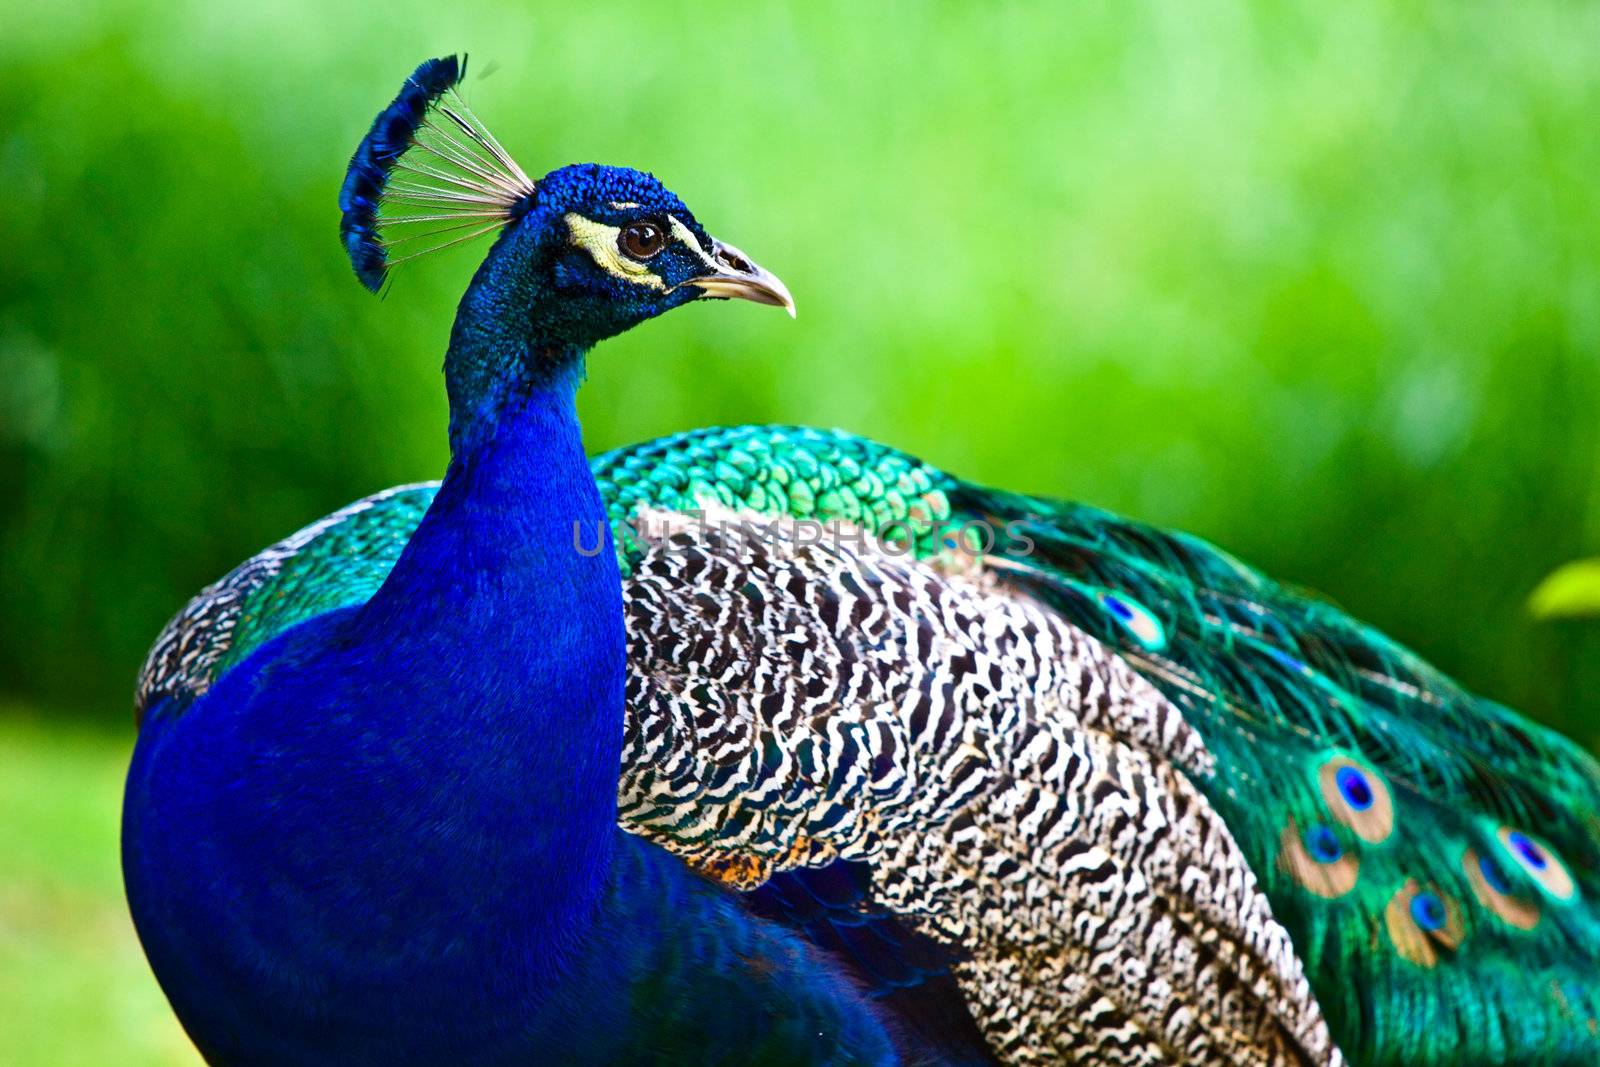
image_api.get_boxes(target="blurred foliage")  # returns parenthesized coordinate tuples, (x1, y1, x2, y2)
(0, 711, 201, 1066)
(1531, 558, 1600, 621)
(1, 0, 1597, 756)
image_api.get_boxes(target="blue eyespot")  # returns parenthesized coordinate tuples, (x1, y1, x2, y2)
(1463, 848, 1542, 930)
(1094, 590, 1167, 651)
(1335, 766, 1375, 811)
(1410, 891, 1448, 932)
(1478, 852, 1513, 894)
(1494, 825, 1577, 903)
(1387, 883, 1464, 964)
(1318, 754, 1394, 844)
(1506, 830, 1548, 871)
(1303, 824, 1343, 864)
(1280, 819, 1359, 898)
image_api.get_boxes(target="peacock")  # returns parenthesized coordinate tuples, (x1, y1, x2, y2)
(124, 56, 1600, 1067)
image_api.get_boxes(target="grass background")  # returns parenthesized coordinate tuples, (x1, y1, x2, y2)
(2, 1, 1597, 1062)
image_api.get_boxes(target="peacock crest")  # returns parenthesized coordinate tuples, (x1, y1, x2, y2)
(338, 55, 536, 292)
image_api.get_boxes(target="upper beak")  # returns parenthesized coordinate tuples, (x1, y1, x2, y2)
(682, 239, 796, 318)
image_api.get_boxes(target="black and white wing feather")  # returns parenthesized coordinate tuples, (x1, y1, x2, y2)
(618, 511, 1339, 1066)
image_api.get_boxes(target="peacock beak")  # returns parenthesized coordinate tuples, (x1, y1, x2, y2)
(683, 239, 796, 317)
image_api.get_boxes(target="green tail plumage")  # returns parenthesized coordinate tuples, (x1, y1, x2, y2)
(962, 486, 1600, 1065)
(137, 424, 1600, 1066)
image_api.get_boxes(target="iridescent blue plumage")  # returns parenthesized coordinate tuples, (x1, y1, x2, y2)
(126, 58, 886, 1066)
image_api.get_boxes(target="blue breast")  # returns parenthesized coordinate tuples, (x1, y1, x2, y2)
(122, 390, 909, 1064)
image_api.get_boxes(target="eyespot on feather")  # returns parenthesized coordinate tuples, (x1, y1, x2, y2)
(1494, 826, 1577, 903)
(1277, 818, 1359, 898)
(1317, 754, 1394, 844)
(1410, 889, 1448, 932)
(1385, 878, 1465, 967)
(1462, 847, 1541, 930)
(1094, 591, 1166, 651)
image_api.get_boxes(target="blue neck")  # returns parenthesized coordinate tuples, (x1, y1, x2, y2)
(352, 236, 627, 957)
(124, 219, 635, 1064)
(121, 196, 915, 1066)
(444, 212, 584, 455)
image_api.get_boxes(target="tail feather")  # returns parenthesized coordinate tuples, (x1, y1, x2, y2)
(955, 483, 1600, 1065)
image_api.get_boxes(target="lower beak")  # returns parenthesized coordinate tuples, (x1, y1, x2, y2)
(683, 239, 796, 318)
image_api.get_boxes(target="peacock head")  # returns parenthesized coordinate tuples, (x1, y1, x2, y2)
(338, 56, 792, 354)
(520, 162, 792, 343)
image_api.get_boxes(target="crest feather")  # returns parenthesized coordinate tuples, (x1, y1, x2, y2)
(338, 55, 537, 292)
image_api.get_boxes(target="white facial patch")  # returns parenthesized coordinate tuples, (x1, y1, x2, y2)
(564, 213, 667, 290)
(667, 217, 719, 272)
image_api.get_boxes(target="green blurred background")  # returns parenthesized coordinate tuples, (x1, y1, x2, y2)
(2, 1, 1597, 1062)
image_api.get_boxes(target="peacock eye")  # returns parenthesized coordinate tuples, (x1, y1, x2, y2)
(618, 221, 666, 260)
